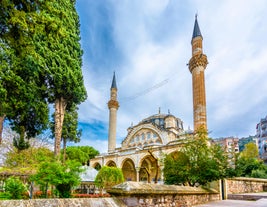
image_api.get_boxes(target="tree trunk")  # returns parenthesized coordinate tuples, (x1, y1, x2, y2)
(0, 114, 5, 144)
(54, 97, 67, 157)
(63, 138, 67, 164)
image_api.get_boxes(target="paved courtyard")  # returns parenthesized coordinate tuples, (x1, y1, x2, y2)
(194, 199, 267, 207)
(194, 192, 267, 207)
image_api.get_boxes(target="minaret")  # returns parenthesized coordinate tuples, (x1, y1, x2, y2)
(108, 72, 119, 153)
(188, 15, 208, 131)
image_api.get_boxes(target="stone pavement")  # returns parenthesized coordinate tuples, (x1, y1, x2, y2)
(194, 192, 267, 207)
(193, 199, 267, 207)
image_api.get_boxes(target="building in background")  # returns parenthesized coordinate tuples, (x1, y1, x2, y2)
(212, 137, 239, 166)
(256, 115, 267, 162)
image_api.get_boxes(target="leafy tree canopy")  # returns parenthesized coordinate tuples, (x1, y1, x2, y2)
(235, 142, 267, 178)
(240, 142, 259, 159)
(64, 146, 99, 165)
(1, 147, 53, 175)
(163, 127, 230, 186)
(0, 0, 49, 146)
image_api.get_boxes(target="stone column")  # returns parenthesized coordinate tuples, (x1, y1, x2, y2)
(136, 167, 140, 182)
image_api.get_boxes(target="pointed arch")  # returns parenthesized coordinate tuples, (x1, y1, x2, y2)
(139, 155, 160, 183)
(121, 158, 136, 181)
(106, 160, 116, 167)
(92, 162, 101, 171)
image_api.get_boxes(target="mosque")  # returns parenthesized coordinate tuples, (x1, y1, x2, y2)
(90, 16, 209, 183)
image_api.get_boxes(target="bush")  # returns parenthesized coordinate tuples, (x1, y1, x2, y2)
(94, 166, 124, 191)
(32, 160, 83, 198)
(0, 192, 11, 200)
(251, 169, 267, 179)
(5, 177, 27, 199)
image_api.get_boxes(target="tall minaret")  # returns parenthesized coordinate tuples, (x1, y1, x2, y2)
(188, 15, 208, 130)
(108, 72, 119, 153)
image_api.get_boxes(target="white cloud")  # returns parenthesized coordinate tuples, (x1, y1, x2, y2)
(76, 0, 267, 152)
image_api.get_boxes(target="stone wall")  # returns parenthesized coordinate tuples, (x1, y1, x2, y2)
(0, 181, 221, 207)
(116, 193, 219, 207)
(226, 177, 267, 194)
(108, 181, 220, 207)
(0, 197, 126, 207)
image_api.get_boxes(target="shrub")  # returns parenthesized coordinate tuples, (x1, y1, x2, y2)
(0, 192, 11, 200)
(5, 177, 27, 199)
(94, 166, 124, 191)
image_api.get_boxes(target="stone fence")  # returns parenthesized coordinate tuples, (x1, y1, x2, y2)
(225, 177, 267, 194)
(0, 182, 219, 207)
(108, 181, 219, 207)
(0, 197, 126, 207)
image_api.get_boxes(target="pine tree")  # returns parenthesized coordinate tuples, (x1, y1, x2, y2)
(34, 0, 87, 156)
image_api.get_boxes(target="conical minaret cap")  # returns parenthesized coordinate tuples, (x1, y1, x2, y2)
(111, 72, 117, 89)
(192, 14, 202, 39)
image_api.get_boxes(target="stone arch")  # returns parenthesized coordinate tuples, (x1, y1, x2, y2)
(122, 124, 164, 148)
(92, 162, 101, 171)
(106, 160, 116, 167)
(139, 154, 160, 183)
(121, 158, 136, 181)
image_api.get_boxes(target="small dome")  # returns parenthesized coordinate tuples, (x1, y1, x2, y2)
(80, 166, 98, 182)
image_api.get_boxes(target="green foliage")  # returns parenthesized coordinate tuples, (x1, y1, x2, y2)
(64, 146, 99, 165)
(0, 192, 11, 200)
(235, 156, 267, 177)
(0, 0, 86, 156)
(0, 0, 49, 146)
(5, 177, 27, 199)
(234, 142, 267, 178)
(94, 166, 124, 190)
(251, 169, 267, 179)
(13, 136, 30, 151)
(163, 127, 230, 186)
(240, 142, 259, 159)
(4, 147, 54, 170)
(32, 160, 83, 198)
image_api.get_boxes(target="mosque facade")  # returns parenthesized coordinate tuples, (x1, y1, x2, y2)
(89, 16, 208, 183)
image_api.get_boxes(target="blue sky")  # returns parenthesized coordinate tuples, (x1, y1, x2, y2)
(75, 0, 267, 153)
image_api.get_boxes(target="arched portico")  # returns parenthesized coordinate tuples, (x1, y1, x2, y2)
(121, 158, 136, 181)
(92, 162, 101, 171)
(106, 160, 117, 167)
(139, 155, 160, 183)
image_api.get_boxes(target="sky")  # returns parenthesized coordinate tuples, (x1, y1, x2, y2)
(74, 0, 267, 153)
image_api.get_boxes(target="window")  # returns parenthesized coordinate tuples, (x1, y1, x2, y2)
(141, 133, 145, 141)
(153, 133, 157, 139)
(147, 132, 151, 139)
(136, 136, 139, 142)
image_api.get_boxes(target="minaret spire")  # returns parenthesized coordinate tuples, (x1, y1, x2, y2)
(111, 72, 117, 89)
(188, 15, 208, 131)
(192, 14, 202, 40)
(108, 72, 119, 153)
